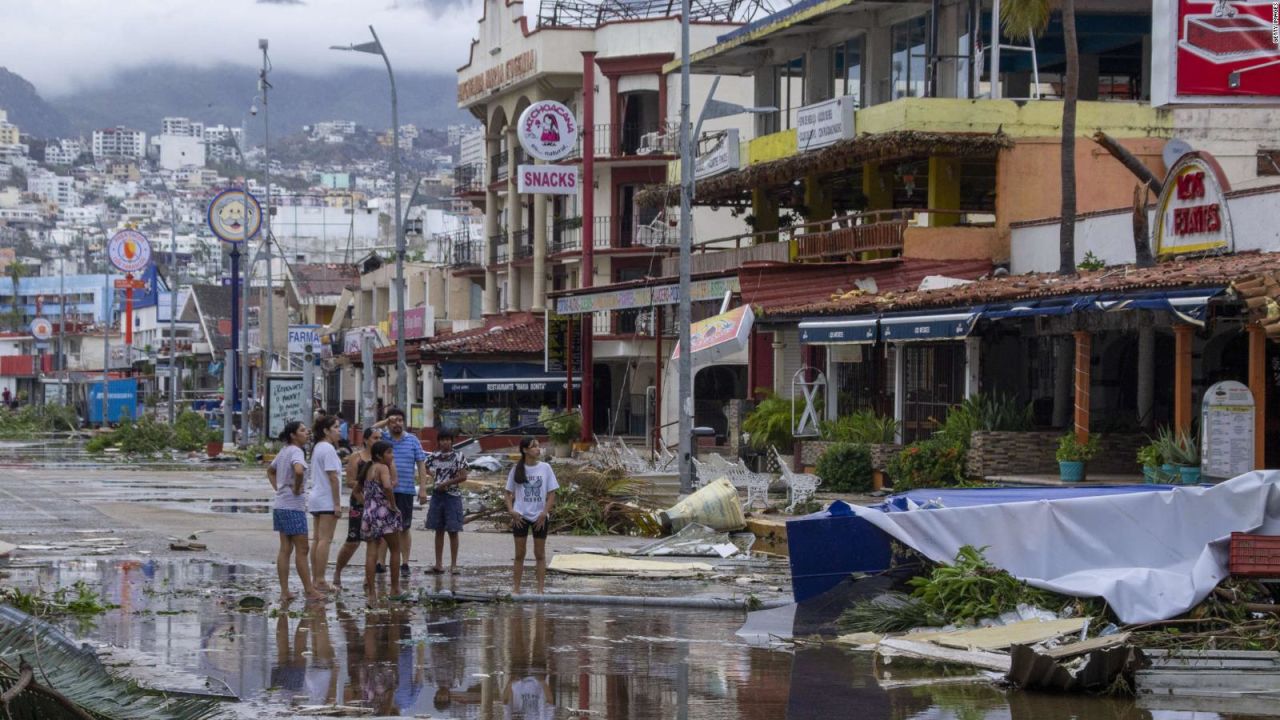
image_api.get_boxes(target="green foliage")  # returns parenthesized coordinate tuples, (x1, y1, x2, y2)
(742, 391, 808, 451)
(87, 416, 176, 456)
(539, 406, 581, 445)
(821, 410, 899, 445)
(1077, 250, 1106, 271)
(86, 432, 116, 453)
(1055, 433, 1100, 462)
(172, 410, 217, 451)
(1137, 442, 1162, 468)
(1155, 425, 1199, 466)
(887, 437, 967, 491)
(0, 581, 113, 618)
(815, 443, 874, 493)
(936, 393, 1035, 449)
(1000, 0, 1053, 41)
(839, 591, 937, 634)
(0, 404, 79, 438)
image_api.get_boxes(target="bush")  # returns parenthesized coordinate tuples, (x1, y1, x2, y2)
(539, 406, 581, 445)
(815, 442, 874, 493)
(0, 404, 79, 438)
(821, 410, 898, 445)
(743, 391, 808, 451)
(886, 437, 967, 491)
(89, 416, 175, 456)
(1055, 432, 1100, 463)
(172, 411, 216, 451)
(936, 393, 1033, 448)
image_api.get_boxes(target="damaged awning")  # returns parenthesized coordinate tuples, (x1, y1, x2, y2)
(879, 310, 980, 342)
(798, 316, 878, 344)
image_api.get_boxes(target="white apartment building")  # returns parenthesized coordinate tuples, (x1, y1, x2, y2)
(42, 139, 84, 166)
(92, 127, 147, 160)
(161, 117, 205, 138)
(312, 121, 357, 140)
(0, 110, 18, 146)
(26, 169, 78, 208)
(158, 134, 206, 170)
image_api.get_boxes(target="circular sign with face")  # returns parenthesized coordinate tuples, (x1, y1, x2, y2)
(108, 230, 152, 273)
(30, 318, 53, 341)
(207, 188, 263, 244)
(516, 101, 579, 162)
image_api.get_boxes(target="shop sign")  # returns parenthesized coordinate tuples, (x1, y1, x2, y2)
(1153, 151, 1234, 257)
(206, 189, 262, 243)
(796, 96, 856, 151)
(107, 230, 152, 273)
(343, 326, 380, 354)
(518, 165, 579, 194)
(694, 129, 740, 180)
(1200, 380, 1255, 479)
(387, 306, 432, 341)
(29, 318, 53, 341)
(287, 325, 321, 354)
(554, 277, 740, 315)
(516, 101, 579, 162)
(545, 309, 583, 373)
(1153, 0, 1280, 105)
(457, 50, 537, 105)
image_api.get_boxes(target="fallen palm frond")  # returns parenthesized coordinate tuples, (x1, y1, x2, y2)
(486, 466, 659, 536)
(0, 610, 227, 720)
(839, 592, 940, 634)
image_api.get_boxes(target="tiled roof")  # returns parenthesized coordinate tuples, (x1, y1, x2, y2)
(769, 251, 1280, 318)
(742, 258, 993, 316)
(419, 315, 545, 356)
(291, 263, 360, 299)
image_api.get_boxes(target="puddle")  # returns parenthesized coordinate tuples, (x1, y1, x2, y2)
(2, 558, 1270, 719)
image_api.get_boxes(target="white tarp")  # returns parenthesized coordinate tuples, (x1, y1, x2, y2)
(850, 471, 1280, 624)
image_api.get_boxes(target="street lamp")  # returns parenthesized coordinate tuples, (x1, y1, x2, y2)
(332, 26, 407, 411)
(151, 177, 181, 424)
(676, 28, 775, 493)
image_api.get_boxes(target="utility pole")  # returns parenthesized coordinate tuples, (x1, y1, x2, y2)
(95, 218, 112, 426)
(677, 0, 694, 493)
(160, 180, 179, 424)
(260, 39, 274, 382)
(57, 259, 64, 373)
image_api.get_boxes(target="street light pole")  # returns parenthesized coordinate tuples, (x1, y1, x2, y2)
(677, 0, 694, 494)
(260, 39, 274, 381)
(159, 180, 179, 424)
(332, 26, 406, 410)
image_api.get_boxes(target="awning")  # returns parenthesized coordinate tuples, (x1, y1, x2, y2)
(440, 362, 581, 394)
(672, 305, 754, 362)
(799, 316, 878, 344)
(880, 311, 980, 342)
(1090, 288, 1224, 326)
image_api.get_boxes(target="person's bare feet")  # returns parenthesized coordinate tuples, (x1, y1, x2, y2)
(331, 578, 342, 591)
(305, 590, 326, 603)
(281, 593, 295, 605)
(448, 565, 459, 575)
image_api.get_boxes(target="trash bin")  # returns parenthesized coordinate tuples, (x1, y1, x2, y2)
(692, 426, 716, 458)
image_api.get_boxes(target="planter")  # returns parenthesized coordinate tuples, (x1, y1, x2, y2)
(1142, 465, 1159, 484)
(1058, 460, 1085, 483)
(1178, 465, 1202, 485)
(553, 442, 572, 458)
(205, 441, 223, 458)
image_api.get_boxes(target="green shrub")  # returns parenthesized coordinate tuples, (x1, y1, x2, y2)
(886, 437, 967, 491)
(1055, 433, 1100, 462)
(539, 406, 581, 445)
(0, 404, 79, 438)
(742, 391, 805, 451)
(821, 410, 898, 445)
(815, 442, 874, 493)
(172, 411, 216, 451)
(85, 433, 116, 453)
(110, 416, 174, 455)
(936, 393, 1033, 448)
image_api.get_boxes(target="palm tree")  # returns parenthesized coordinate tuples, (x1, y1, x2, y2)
(1002, 0, 1079, 275)
(6, 261, 28, 331)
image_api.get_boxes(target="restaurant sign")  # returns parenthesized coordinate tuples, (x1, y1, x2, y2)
(1153, 151, 1234, 257)
(458, 50, 537, 105)
(796, 96, 856, 151)
(554, 277, 741, 315)
(694, 129, 740, 180)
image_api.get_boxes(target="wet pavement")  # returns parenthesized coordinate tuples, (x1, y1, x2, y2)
(1, 440, 1276, 719)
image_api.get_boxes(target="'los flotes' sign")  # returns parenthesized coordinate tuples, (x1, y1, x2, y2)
(1153, 151, 1233, 257)
(797, 96, 856, 151)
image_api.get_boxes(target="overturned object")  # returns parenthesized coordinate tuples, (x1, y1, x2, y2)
(657, 477, 746, 534)
(548, 554, 713, 578)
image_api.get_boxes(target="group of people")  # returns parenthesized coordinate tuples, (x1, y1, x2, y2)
(267, 406, 560, 604)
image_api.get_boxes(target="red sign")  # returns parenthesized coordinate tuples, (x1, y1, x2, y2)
(1154, 151, 1234, 257)
(113, 278, 148, 290)
(387, 306, 430, 341)
(1167, 0, 1280, 100)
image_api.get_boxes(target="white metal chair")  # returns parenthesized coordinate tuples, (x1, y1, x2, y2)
(772, 446, 822, 513)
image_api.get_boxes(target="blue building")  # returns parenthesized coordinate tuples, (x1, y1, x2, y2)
(0, 266, 163, 328)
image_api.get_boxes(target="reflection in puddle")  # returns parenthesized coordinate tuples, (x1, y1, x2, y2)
(4, 559, 1268, 719)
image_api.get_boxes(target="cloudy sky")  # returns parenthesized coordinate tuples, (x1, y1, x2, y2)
(2, 0, 541, 96)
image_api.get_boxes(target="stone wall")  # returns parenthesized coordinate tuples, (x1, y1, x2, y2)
(967, 431, 1146, 477)
(799, 440, 902, 472)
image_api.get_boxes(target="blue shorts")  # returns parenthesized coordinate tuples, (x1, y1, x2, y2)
(272, 509, 308, 537)
(425, 493, 464, 533)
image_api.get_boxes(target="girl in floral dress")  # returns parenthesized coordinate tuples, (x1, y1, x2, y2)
(361, 440, 403, 599)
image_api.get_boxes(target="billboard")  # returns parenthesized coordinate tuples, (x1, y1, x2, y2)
(1153, 0, 1280, 105)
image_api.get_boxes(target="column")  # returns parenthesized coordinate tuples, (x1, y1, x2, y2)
(1174, 324, 1194, 435)
(532, 193, 548, 312)
(803, 47, 834, 104)
(892, 344, 905, 444)
(772, 338, 785, 396)
(483, 138, 499, 315)
(753, 66, 779, 136)
(506, 127, 522, 312)
(927, 156, 961, 227)
(803, 174, 833, 222)
(751, 188, 779, 241)
(1073, 330, 1091, 442)
(862, 163, 892, 210)
(423, 363, 436, 429)
(1248, 325, 1266, 469)
(1052, 336, 1072, 427)
(964, 337, 980, 398)
(1137, 325, 1154, 429)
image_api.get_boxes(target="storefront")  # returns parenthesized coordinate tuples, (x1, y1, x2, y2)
(436, 362, 581, 435)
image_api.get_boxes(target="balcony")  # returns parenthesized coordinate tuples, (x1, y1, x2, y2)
(453, 163, 485, 194)
(450, 235, 485, 267)
(491, 151, 509, 182)
(793, 209, 911, 261)
(550, 218, 582, 254)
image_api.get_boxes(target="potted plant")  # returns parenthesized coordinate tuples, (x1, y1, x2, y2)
(540, 406, 581, 458)
(205, 431, 224, 459)
(1164, 429, 1201, 485)
(742, 391, 802, 468)
(1055, 433, 1099, 483)
(1136, 442, 1162, 484)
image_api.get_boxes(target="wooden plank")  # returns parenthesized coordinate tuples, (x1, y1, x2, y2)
(877, 637, 1011, 673)
(1041, 632, 1131, 660)
(1144, 649, 1280, 660)
(927, 618, 1087, 651)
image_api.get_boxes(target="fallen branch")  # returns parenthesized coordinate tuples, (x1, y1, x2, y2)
(0, 657, 33, 704)
(1213, 586, 1280, 614)
(0, 658, 95, 720)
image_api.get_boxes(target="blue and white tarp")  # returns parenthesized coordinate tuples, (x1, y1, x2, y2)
(849, 471, 1280, 624)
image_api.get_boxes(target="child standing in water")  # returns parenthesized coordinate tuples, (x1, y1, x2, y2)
(333, 426, 380, 590)
(361, 440, 404, 600)
(268, 421, 324, 603)
(504, 436, 558, 595)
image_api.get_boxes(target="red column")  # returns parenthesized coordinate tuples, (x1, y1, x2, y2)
(580, 51, 596, 443)
(1248, 324, 1265, 469)
(1073, 330, 1091, 443)
(1174, 324, 1194, 436)
(653, 308, 662, 455)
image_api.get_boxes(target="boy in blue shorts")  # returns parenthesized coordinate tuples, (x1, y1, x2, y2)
(419, 427, 468, 574)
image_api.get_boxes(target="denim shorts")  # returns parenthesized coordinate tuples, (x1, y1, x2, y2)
(273, 509, 308, 537)
(425, 493, 464, 533)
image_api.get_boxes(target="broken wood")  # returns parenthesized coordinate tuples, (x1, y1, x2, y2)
(877, 637, 1011, 673)
(0, 658, 33, 705)
(1007, 635, 1141, 692)
(1094, 131, 1164, 194)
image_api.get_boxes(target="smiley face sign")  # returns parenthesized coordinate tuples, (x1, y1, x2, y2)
(108, 230, 152, 273)
(207, 188, 263, 244)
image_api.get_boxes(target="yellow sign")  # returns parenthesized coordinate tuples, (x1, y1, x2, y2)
(1153, 152, 1233, 257)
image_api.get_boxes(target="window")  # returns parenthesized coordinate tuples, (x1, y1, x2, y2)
(833, 36, 865, 107)
(890, 15, 929, 101)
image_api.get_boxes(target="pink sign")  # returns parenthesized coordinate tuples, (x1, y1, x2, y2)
(388, 306, 429, 341)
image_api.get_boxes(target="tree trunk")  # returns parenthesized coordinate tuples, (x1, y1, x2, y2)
(1058, 0, 1080, 275)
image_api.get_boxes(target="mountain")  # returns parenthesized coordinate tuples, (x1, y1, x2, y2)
(48, 64, 472, 140)
(0, 68, 75, 139)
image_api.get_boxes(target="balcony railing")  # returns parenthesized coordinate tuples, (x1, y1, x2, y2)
(453, 163, 485, 194)
(494, 242, 510, 264)
(550, 218, 582, 254)
(491, 151, 509, 182)
(450, 237, 485, 267)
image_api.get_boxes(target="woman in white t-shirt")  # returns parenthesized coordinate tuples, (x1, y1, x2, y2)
(504, 436, 558, 594)
(307, 415, 344, 593)
(268, 420, 324, 603)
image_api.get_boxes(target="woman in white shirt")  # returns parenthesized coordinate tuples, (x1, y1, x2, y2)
(307, 415, 344, 593)
(504, 436, 558, 594)
(268, 420, 324, 603)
